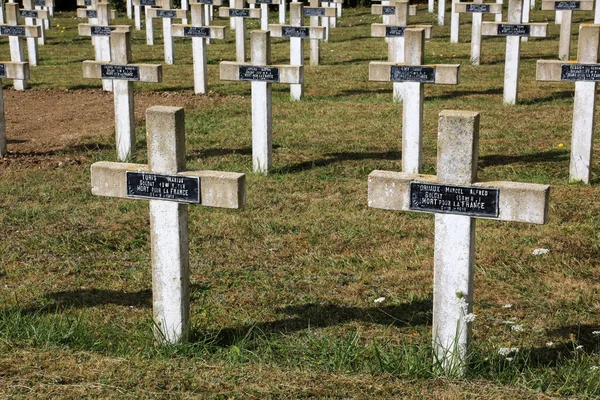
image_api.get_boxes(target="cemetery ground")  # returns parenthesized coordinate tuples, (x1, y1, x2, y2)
(1, 5, 600, 398)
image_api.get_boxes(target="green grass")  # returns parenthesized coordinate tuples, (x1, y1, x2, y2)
(1, 5, 600, 398)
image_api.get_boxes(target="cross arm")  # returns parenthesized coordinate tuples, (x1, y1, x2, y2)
(454, 2, 503, 13)
(190, 0, 223, 5)
(78, 24, 132, 36)
(481, 22, 548, 37)
(0, 61, 30, 80)
(247, 0, 282, 4)
(268, 24, 326, 39)
(20, 9, 49, 19)
(541, 0, 594, 10)
(83, 61, 163, 82)
(37, 0, 55, 6)
(371, 4, 417, 16)
(0, 25, 41, 38)
(147, 8, 188, 18)
(536, 60, 571, 81)
(303, 7, 336, 17)
(76, 0, 94, 6)
(369, 62, 460, 84)
(218, 7, 261, 18)
(171, 24, 226, 39)
(91, 162, 246, 209)
(220, 61, 303, 84)
(371, 24, 433, 39)
(368, 170, 549, 224)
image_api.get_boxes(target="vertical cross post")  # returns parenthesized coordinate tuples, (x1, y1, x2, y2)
(368, 110, 549, 375)
(305, 0, 335, 65)
(455, 1, 503, 65)
(147, 1, 187, 64)
(541, 0, 593, 60)
(438, 0, 446, 25)
(248, 0, 282, 30)
(91, 106, 246, 344)
(218, 0, 260, 62)
(450, 0, 461, 43)
(279, 0, 286, 23)
(21, 0, 48, 66)
(0, 61, 29, 156)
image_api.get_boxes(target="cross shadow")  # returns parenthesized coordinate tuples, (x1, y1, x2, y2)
(482, 54, 550, 65)
(327, 57, 382, 65)
(518, 90, 574, 105)
(338, 87, 399, 96)
(272, 150, 402, 174)
(426, 87, 503, 100)
(7, 142, 115, 158)
(7, 139, 27, 144)
(188, 147, 253, 158)
(479, 149, 569, 168)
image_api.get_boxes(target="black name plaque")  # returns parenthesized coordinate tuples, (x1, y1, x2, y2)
(466, 3, 490, 12)
(304, 7, 326, 16)
(256, 0, 274, 3)
(390, 65, 435, 82)
(282, 26, 310, 38)
(239, 65, 280, 82)
(184, 26, 210, 37)
(35, 0, 47, 5)
(194, 0, 213, 4)
(140, 0, 157, 6)
(157, 9, 177, 17)
(554, 1, 580, 9)
(560, 63, 600, 81)
(229, 8, 251, 16)
(91, 25, 116, 36)
(385, 25, 407, 37)
(497, 24, 531, 36)
(0, 26, 27, 36)
(86, 10, 98, 18)
(20, 10, 39, 18)
(101, 64, 140, 80)
(0, 63, 6, 78)
(381, 5, 395, 14)
(126, 172, 201, 203)
(410, 182, 499, 217)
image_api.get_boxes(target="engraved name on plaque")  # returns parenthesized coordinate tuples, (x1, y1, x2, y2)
(282, 26, 310, 38)
(409, 182, 500, 217)
(554, 1, 580, 9)
(126, 172, 201, 203)
(390, 65, 436, 82)
(100, 64, 141, 80)
(497, 24, 531, 36)
(229, 8, 251, 17)
(304, 7, 326, 16)
(0, 26, 27, 36)
(239, 65, 280, 82)
(91, 26, 116, 36)
(466, 3, 491, 12)
(560, 64, 600, 81)
(184, 26, 210, 37)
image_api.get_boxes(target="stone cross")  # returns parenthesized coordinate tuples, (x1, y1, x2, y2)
(268, 2, 325, 100)
(33, 0, 55, 28)
(131, 0, 166, 45)
(21, 0, 48, 66)
(304, 0, 335, 64)
(78, 2, 131, 92)
(218, 0, 260, 62)
(455, 1, 503, 65)
(541, 0, 593, 60)
(537, 24, 600, 183)
(321, 0, 342, 29)
(438, 0, 446, 24)
(220, 31, 303, 173)
(83, 31, 162, 161)
(172, 3, 226, 94)
(0, 3, 40, 90)
(189, 0, 222, 45)
(0, 61, 29, 157)
(247, 0, 282, 30)
(371, 0, 432, 102)
(481, 0, 548, 104)
(147, 1, 187, 64)
(368, 110, 549, 375)
(369, 28, 459, 173)
(279, 0, 286, 23)
(77, 0, 118, 22)
(91, 106, 246, 344)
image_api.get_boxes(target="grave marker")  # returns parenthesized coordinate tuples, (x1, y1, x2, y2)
(83, 31, 162, 161)
(147, 1, 187, 64)
(541, 0, 593, 60)
(21, 0, 48, 66)
(91, 106, 246, 344)
(0, 61, 29, 157)
(0, 3, 40, 90)
(455, 0, 502, 64)
(220, 31, 302, 173)
(537, 24, 600, 183)
(172, 3, 226, 93)
(248, 0, 282, 30)
(218, 0, 260, 62)
(305, 0, 335, 64)
(132, 0, 165, 45)
(268, 2, 325, 100)
(481, 0, 548, 104)
(368, 110, 549, 375)
(369, 28, 459, 174)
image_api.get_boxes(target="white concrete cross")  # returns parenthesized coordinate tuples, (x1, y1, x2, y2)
(369, 28, 459, 173)
(189, 0, 222, 44)
(21, 0, 48, 66)
(248, 0, 282, 30)
(368, 110, 549, 375)
(78, 2, 131, 92)
(321, 0, 342, 29)
(279, 0, 286, 23)
(537, 24, 600, 183)
(83, 31, 162, 161)
(450, 0, 461, 43)
(0, 61, 29, 157)
(454, 0, 503, 65)
(371, 0, 432, 102)
(541, 0, 593, 60)
(146, 1, 187, 64)
(438, 0, 446, 24)
(77, 0, 118, 22)
(304, 0, 335, 63)
(0, 3, 40, 90)
(481, 0, 548, 104)
(172, 3, 226, 93)
(218, 0, 260, 62)
(91, 106, 246, 344)
(268, 2, 325, 100)
(131, 0, 166, 45)
(33, 0, 55, 27)
(220, 30, 302, 173)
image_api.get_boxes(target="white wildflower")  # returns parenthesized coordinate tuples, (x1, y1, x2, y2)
(455, 296, 468, 310)
(463, 313, 476, 323)
(576, 345, 584, 350)
(374, 297, 385, 303)
(546, 341, 554, 348)
(532, 248, 550, 256)
(591, 366, 599, 371)
(505, 357, 514, 362)
(511, 324, 524, 332)
(502, 320, 516, 325)
(498, 347, 519, 356)
(502, 304, 513, 309)
(592, 331, 600, 336)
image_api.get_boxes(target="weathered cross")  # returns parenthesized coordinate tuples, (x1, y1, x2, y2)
(91, 106, 246, 344)
(20, 0, 49, 66)
(172, 3, 226, 94)
(481, 0, 548, 104)
(368, 110, 549, 375)
(321, 0, 342, 30)
(369, 28, 459, 174)
(220, 30, 302, 173)
(188, 0, 222, 45)
(371, 0, 432, 102)
(83, 31, 162, 161)
(303, 0, 336, 66)
(78, 1, 131, 92)
(247, 0, 282, 31)
(454, 0, 503, 65)
(268, 2, 325, 100)
(218, 0, 260, 62)
(0, 60, 29, 157)
(0, 3, 40, 90)
(131, 0, 166, 45)
(33, 0, 55, 29)
(537, 24, 600, 183)
(541, 0, 593, 60)
(77, 0, 118, 23)
(146, 0, 187, 64)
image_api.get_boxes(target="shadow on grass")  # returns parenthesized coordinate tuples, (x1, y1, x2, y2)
(518, 90, 574, 105)
(326, 57, 380, 65)
(8, 142, 115, 157)
(427, 87, 503, 100)
(272, 150, 401, 174)
(479, 149, 568, 168)
(338, 87, 395, 96)
(189, 147, 253, 158)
